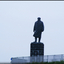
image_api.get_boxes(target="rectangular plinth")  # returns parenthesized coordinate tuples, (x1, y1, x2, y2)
(30, 42, 44, 57)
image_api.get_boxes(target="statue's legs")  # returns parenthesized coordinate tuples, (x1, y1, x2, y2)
(35, 37, 41, 42)
(35, 37, 37, 42)
(38, 37, 41, 42)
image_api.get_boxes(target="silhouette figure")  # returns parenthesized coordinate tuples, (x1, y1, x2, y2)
(33, 17, 44, 42)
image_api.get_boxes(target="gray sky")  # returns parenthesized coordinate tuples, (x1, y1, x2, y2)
(0, 1, 64, 62)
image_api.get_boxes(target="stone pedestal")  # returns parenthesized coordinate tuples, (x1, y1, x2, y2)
(30, 42, 44, 56)
(30, 42, 44, 62)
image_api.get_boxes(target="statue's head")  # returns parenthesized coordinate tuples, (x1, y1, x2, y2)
(37, 17, 41, 21)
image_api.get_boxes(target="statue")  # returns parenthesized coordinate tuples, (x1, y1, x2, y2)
(30, 17, 44, 57)
(33, 17, 44, 43)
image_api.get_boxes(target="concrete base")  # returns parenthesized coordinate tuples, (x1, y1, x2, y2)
(30, 42, 44, 57)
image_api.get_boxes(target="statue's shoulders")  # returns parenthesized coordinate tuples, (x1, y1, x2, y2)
(35, 21, 43, 24)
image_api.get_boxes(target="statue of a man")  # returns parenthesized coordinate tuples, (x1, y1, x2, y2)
(33, 17, 44, 43)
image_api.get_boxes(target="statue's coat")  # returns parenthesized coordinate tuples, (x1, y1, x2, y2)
(33, 20, 44, 38)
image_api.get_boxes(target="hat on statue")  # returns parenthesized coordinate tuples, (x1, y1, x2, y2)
(37, 17, 41, 19)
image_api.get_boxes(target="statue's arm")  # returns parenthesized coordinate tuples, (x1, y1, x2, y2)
(42, 22, 44, 32)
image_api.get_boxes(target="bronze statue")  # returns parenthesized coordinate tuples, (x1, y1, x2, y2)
(33, 17, 44, 42)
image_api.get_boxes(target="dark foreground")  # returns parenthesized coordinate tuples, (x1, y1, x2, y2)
(11, 61, 64, 64)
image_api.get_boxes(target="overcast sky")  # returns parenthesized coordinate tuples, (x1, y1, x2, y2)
(0, 1, 64, 62)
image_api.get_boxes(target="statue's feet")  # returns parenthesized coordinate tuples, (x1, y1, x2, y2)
(38, 41, 40, 43)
